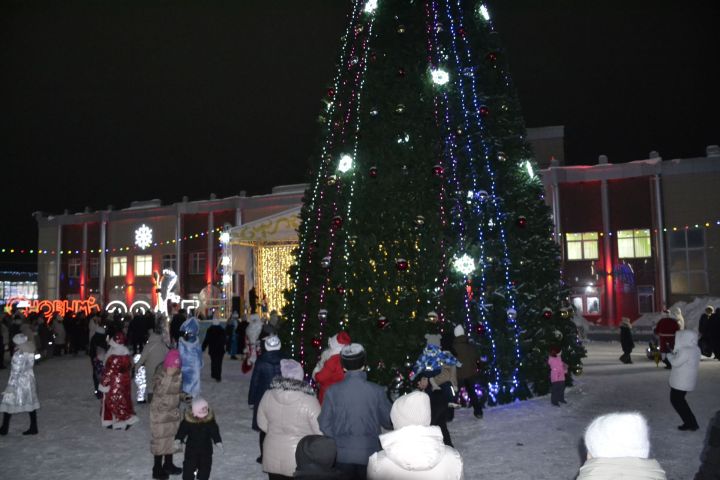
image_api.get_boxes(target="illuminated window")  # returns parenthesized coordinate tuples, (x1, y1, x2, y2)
(162, 254, 177, 272)
(668, 228, 708, 294)
(189, 252, 206, 275)
(89, 258, 99, 278)
(617, 229, 651, 258)
(135, 255, 152, 276)
(566, 232, 599, 260)
(68, 258, 81, 278)
(111, 256, 127, 277)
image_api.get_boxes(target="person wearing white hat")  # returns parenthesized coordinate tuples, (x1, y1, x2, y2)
(577, 412, 666, 479)
(0, 334, 40, 435)
(248, 334, 284, 464)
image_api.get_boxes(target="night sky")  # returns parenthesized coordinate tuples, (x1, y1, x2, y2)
(1, 0, 718, 271)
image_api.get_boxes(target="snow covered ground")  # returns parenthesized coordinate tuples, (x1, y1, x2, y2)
(0, 342, 718, 480)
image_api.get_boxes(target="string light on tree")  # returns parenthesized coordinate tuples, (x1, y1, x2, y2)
(364, 0, 378, 15)
(219, 231, 231, 244)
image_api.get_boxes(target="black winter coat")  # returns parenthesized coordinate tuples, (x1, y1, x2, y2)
(175, 410, 222, 456)
(423, 386, 453, 447)
(202, 325, 226, 356)
(170, 313, 186, 343)
(620, 325, 634, 353)
(248, 350, 283, 430)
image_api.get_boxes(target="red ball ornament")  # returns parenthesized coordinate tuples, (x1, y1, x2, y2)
(479, 105, 490, 117)
(517, 216, 527, 228)
(312, 337, 322, 349)
(486, 52, 498, 62)
(377, 316, 389, 329)
(327, 88, 335, 98)
(369, 166, 378, 178)
(331, 215, 343, 230)
(336, 286, 345, 295)
(370, 51, 377, 62)
(475, 323, 485, 335)
(432, 164, 444, 176)
(458, 27, 466, 37)
(543, 308, 553, 319)
(396, 258, 409, 271)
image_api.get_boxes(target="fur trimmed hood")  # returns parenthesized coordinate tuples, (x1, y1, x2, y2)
(184, 408, 216, 424)
(269, 376, 316, 397)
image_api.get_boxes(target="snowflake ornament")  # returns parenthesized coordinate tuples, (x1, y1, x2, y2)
(134, 224, 153, 249)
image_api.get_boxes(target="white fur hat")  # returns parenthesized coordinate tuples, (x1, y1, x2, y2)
(13, 333, 28, 345)
(584, 412, 650, 459)
(391, 391, 431, 429)
(454, 324, 465, 337)
(264, 335, 281, 351)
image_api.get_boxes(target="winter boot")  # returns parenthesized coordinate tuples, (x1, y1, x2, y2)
(153, 455, 169, 479)
(0, 412, 10, 435)
(163, 454, 182, 475)
(22, 410, 38, 435)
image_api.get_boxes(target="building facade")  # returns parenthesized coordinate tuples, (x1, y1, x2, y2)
(33, 185, 305, 315)
(541, 146, 720, 326)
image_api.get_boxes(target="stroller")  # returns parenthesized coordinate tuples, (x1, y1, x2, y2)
(646, 340, 661, 366)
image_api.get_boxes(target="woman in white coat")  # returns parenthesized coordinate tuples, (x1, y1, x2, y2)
(668, 329, 701, 431)
(367, 391, 463, 480)
(257, 359, 321, 479)
(0, 334, 40, 435)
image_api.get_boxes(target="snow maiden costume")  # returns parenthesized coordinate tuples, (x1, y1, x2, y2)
(179, 316, 202, 398)
(0, 334, 40, 435)
(99, 331, 139, 430)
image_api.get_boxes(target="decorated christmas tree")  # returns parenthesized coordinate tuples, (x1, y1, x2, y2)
(283, 0, 585, 404)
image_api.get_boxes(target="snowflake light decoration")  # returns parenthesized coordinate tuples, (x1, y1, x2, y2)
(430, 68, 450, 85)
(453, 253, 475, 276)
(134, 224, 153, 250)
(337, 154, 353, 173)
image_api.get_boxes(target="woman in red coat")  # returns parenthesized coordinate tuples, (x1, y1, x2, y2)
(312, 332, 351, 404)
(99, 331, 139, 430)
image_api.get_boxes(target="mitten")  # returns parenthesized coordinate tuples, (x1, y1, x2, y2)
(98, 384, 110, 393)
(215, 442, 224, 454)
(174, 439, 183, 452)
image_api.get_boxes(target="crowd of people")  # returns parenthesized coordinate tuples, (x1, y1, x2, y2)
(1, 302, 719, 479)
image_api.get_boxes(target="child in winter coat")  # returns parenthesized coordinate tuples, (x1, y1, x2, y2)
(175, 397, 223, 480)
(99, 331, 139, 430)
(367, 391, 464, 480)
(293, 435, 346, 479)
(150, 349, 183, 480)
(577, 412, 666, 479)
(179, 317, 202, 399)
(257, 359, 322, 478)
(619, 317, 635, 364)
(548, 346, 568, 406)
(0, 334, 40, 435)
(667, 329, 701, 431)
(312, 331, 351, 404)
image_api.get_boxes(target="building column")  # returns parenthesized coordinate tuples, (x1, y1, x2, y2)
(99, 214, 107, 306)
(56, 225, 62, 300)
(175, 210, 182, 295)
(653, 174, 667, 309)
(207, 211, 215, 285)
(600, 179, 615, 325)
(81, 222, 88, 300)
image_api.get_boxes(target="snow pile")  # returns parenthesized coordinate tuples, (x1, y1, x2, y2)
(633, 296, 720, 330)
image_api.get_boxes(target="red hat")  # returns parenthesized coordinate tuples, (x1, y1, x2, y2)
(549, 345, 561, 356)
(112, 331, 127, 346)
(336, 331, 351, 345)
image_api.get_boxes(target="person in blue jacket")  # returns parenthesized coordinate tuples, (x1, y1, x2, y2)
(248, 334, 284, 464)
(318, 343, 392, 480)
(178, 316, 202, 399)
